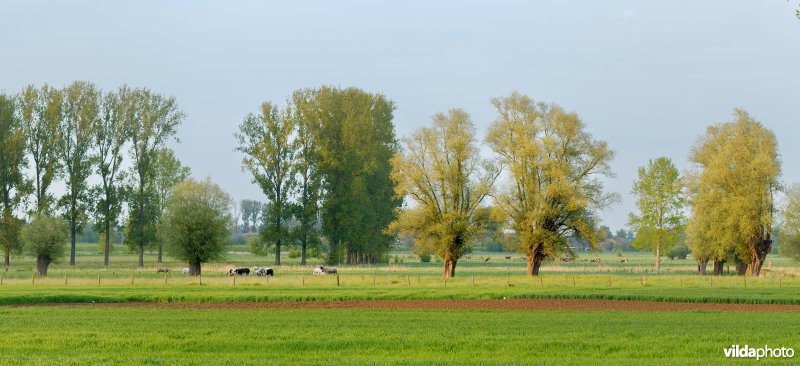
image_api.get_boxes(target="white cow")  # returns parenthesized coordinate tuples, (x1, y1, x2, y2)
(313, 267, 325, 275)
(182, 268, 190, 275)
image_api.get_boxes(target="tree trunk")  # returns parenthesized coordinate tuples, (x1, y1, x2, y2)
(443, 258, 457, 278)
(747, 235, 772, 277)
(69, 222, 76, 266)
(189, 261, 201, 276)
(736, 262, 747, 276)
(4, 252, 9, 269)
(36, 256, 51, 276)
(697, 259, 708, 275)
(712, 260, 725, 276)
(300, 236, 307, 266)
(103, 220, 111, 267)
(138, 181, 145, 268)
(157, 241, 162, 263)
(527, 254, 545, 276)
(655, 245, 661, 272)
(275, 237, 281, 265)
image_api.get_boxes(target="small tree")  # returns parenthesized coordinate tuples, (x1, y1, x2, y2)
(779, 183, 800, 260)
(628, 157, 686, 271)
(160, 178, 231, 276)
(21, 215, 68, 276)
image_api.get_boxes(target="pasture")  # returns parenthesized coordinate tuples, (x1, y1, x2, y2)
(1, 306, 799, 365)
(1, 244, 799, 365)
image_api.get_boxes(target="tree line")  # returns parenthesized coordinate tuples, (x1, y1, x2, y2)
(0, 82, 189, 274)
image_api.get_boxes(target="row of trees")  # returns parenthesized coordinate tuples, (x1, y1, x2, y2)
(0, 82, 189, 271)
(235, 87, 401, 265)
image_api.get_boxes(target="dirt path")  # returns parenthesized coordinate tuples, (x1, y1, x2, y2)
(13, 299, 800, 312)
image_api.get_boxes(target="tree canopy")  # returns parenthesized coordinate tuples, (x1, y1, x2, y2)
(21, 214, 68, 276)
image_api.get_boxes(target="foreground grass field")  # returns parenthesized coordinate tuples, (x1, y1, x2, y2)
(1, 306, 797, 365)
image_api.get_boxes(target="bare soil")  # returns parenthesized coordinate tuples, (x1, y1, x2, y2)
(13, 299, 800, 312)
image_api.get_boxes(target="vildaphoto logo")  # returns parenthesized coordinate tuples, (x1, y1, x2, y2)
(723, 345, 795, 360)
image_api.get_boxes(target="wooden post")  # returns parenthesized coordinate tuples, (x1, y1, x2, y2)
(506, 276, 510, 287)
(779, 274, 782, 288)
(373, 274, 376, 286)
(65, 275, 68, 286)
(337, 275, 340, 287)
(710, 276, 713, 288)
(444, 276, 447, 287)
(539, 276, 543, 288)
(98, 275, 101, 286)
(743, 276, 747, 289)
(233, 275, 236, 286)
(302, 275, 305, 287)
(199, 274, 202, 286)
(572, 276, 575, 287)
(165, 273, 168, 285)
(472, 275, 474, 286)
(32, 275, 35, 285)
(608, 276, 611, 287)
(640, 276, 643, 286)
(407, 276, 410, 286)
(130, 275, 134, 285)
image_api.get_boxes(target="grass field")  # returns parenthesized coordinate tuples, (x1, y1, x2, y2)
(1, 306, 798, 365)
(2, 243, 799, 365)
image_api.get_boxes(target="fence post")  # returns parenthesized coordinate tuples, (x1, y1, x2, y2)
(337, 275, 340, 287)
(165, 273, 168, 285)
(640, 276, 643, 286)
(65, 275, 68, 286)
(32, 275, 35, 285)
(373, 275, 376, 286)
(608, 276, 611, 287)
(98, 275, 101, 286)
(472, 275, 475, 286)
(743, 276, 746, 289)
(539, 276, 543, 288)
(779, 274, 782, 288)
(572, 276, 575, 287)
(302, 275, 305, 287)
(507, 276, 510, 287)
(408, 276, 411, 286)
(233, 275, 236, 286)
(130, 275, 134, 285)
(199, 274, 202, 286)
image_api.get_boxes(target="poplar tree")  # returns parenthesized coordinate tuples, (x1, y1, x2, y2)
(628, 157, 686, 271)
(18, 85, 62, 214)
(0, 94, 27, 269)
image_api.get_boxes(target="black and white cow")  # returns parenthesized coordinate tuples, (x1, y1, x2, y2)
(253, 267, 274, 276)
(227, 268, 250, 276)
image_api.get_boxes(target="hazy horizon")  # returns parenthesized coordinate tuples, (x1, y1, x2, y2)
(2, 0, 799, 232)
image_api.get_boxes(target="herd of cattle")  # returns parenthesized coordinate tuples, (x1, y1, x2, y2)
(155, 266, 339, 276)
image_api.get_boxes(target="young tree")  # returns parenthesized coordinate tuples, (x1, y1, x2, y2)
(57, 81, 100, 266)
(686, 110, 779, 276)
(485, 93, 616, 276)
(779, 183, 800, 260)
(21, 215, 68, 276)
(93, 86, 131, 267)
(18, 84, 62, 214)
(152, 147, 191, 263)
(236, 101, 295, 265)
(160, 178, 231, 276)
(127, 88, 184, 267)
(390, 109, 498, 277)
(0, 94, 27, 268)
(628, 157, 686, 271)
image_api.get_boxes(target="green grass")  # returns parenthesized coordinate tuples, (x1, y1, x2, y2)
(0, 306, 797, 365)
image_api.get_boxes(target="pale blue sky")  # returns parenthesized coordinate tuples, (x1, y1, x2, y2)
(1, 1, 799, 231)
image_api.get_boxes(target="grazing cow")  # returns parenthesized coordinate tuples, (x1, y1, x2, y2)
(619, 259, 629, 264)
(313, 267, 325, 275)
(322, 267, 337, 275)
(504, 256, 512, 260)
(590, 257, 602, 263)
(227, 268, 250, 276)
(156, 267, 170, 273)
(182, 267, 190, 275)
(484, 257, 490, 262)
(560, 257, 575, 262)
(253, 267, 274, 276)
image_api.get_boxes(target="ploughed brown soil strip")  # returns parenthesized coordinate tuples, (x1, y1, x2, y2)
(14, 299, 800, 312)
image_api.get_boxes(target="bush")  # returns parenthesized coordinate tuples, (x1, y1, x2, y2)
(669, 245, 690, 260)
(288, 250, 300, 259)
(419, 253, 432, 262)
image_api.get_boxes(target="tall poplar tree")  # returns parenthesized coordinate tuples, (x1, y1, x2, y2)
(236, 101, 295, 265)
(127, 88, 184, 268)
(0, 94, 27, 269)
(19, 85, 62, 214)
(57, 81, 100, 266)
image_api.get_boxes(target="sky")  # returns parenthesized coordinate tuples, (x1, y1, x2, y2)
(1, 0, 799, 231)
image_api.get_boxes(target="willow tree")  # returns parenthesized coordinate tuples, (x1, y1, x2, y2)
(485, 93, 615, 276)
(21, 215, 68, 276)
(236, 101, 295, 265)
(0, 94, 27, 269)
(390, 109, 498, 277)
(57, 81, 100, 266)
(160, 178, 231, 276)
(628, 157, 685, 272)
(686, 109, 779, 276)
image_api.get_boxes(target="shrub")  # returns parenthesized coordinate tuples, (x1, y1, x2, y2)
(419, 253, 432, 262)
(669, 245, 690, 260)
